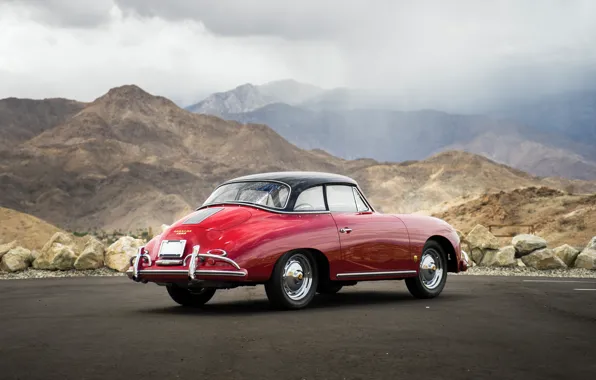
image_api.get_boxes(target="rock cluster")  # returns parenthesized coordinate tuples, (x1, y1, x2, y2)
(0, 234, 146, 273)
(460, 224, 594, 271)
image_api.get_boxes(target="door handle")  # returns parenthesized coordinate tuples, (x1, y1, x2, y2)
(339, 227, 352, 234)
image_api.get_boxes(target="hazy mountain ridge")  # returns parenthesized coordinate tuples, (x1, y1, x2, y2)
(187, 81, 596, 180)
(2, 85, 595, 233)
(185, 79, 325, 117)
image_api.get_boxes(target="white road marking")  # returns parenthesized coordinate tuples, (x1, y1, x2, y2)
(574, 289, 596, 291)
(522, 280, 596, 283)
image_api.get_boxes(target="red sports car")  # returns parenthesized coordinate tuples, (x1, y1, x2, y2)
(127, 172, 469, 309)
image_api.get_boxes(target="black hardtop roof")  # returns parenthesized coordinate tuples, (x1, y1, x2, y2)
(223, 171, 358, 189)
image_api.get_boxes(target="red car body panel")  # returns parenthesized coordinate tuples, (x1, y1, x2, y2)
(133, 203, 466, 284)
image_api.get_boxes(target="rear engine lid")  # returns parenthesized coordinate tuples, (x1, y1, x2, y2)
(179, 206, 252, 230)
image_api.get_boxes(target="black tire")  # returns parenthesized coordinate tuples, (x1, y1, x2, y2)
(166, 285, 216, 307)
(265, 250, 318, 310)
(406, 240, 447, 299)
(317, 281, 343, 295)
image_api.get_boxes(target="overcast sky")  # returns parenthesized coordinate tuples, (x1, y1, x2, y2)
(1, 0, 595, 110)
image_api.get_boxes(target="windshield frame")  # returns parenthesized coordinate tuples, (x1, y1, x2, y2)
(201, 180, 292, 210)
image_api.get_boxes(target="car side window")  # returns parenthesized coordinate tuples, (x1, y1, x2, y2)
(293, 186, 326, 211)
(326, 185, 358, 212)
(353, 187, 369, 212)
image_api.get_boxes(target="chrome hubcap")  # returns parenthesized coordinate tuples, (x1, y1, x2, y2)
(282, 254, 313, 300)
(419, 249, 444, 290)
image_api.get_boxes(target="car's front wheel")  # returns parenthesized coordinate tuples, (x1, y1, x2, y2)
(265, 250, 318, 309)
(406, 240, 447, 299)
(166, 284, 216, 307)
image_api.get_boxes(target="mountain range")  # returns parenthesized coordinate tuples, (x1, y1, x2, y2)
(1, 84, 595, 234)
(185, 80, 596, 180)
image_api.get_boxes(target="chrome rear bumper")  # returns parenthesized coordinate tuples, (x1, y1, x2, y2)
(127, 245, 247, 282)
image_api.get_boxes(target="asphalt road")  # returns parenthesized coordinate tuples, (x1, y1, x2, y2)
(1, 275, 595, 380)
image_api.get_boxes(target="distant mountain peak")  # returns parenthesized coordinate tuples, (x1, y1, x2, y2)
(90, 84, 177, 112)
(186, 79, 326, 117)
(97, 84, 154, 102)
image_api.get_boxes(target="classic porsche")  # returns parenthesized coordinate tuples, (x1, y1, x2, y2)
(127, 171, 469, 309)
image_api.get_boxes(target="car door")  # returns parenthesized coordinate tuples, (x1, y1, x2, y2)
(327, 184, 412, 276)
(326, 184, 385, 273)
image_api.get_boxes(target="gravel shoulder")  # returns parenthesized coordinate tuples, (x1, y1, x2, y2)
(454, 266, 596, 278)
(1, 266, 595, 280)
(0, 267, 125, 280)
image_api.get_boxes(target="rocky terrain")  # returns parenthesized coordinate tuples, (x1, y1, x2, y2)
(434, 187, 596, 247)
(2, 84, 596, 234)
(0, 231, 144, 277)
(1, 84, 595, 277)
(459, 225, 596, 272)
(1, 228, 595, 279)
(0, 207, 65, 251)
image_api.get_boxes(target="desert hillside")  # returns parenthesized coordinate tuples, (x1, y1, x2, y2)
(434, 187, 596, 247)
(1, 85, 595, 235)
(0, 97, 86, 150)
(0, 207, 65, 250)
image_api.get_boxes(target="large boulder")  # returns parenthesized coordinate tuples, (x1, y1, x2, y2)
(50, 244, 78, 270)
(481, 246, 516, 267)
(521, 248, 566, 270)
(512, 234, 547, 257)
(465, 225, 499, 264)
(33, 233, 105, 270)
(0, 247, 33, 272)
(33, 232, 75, 270)
(466, 225, 500, 251)
(104, 236, 145, 272)
(74, 237, 105, 270)
(574, 237, 596, 270)
(585, 237, 596, 251)
(575, 249, 596, 270)
(0, 240, 18, 260)
(553, 244, 581, 267)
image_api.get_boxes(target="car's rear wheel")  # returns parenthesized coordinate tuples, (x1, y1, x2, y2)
(166, 284, 216, 307)
(317, 281, 343, 295)
(406, 240, 447, 299)
(265, 250, 318, 309)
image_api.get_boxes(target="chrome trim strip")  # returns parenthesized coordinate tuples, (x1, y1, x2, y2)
(156, 259, 183, 266)
(196, 202, 331, 215)
(336, 270, 417, 278)
(198, 253, 241, 270)
(201, 179, 292, 210)
(195, 270, 247, 277)
(126, 269, 247, 277)
(128, 269, 187, 275)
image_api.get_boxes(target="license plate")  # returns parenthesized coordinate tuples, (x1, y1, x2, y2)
(158, 240, 186, 258)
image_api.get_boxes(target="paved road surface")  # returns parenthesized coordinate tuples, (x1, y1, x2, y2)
(1, 275, 595, 380)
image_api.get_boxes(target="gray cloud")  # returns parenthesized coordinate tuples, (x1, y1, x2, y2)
(114, 0, 367, 40)
(1, 0, 595, 111)
(3, 0, 114, 27)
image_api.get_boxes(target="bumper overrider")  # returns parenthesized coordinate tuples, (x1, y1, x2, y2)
(460, 249, 470, 271)
(126, 245, 248, 283)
